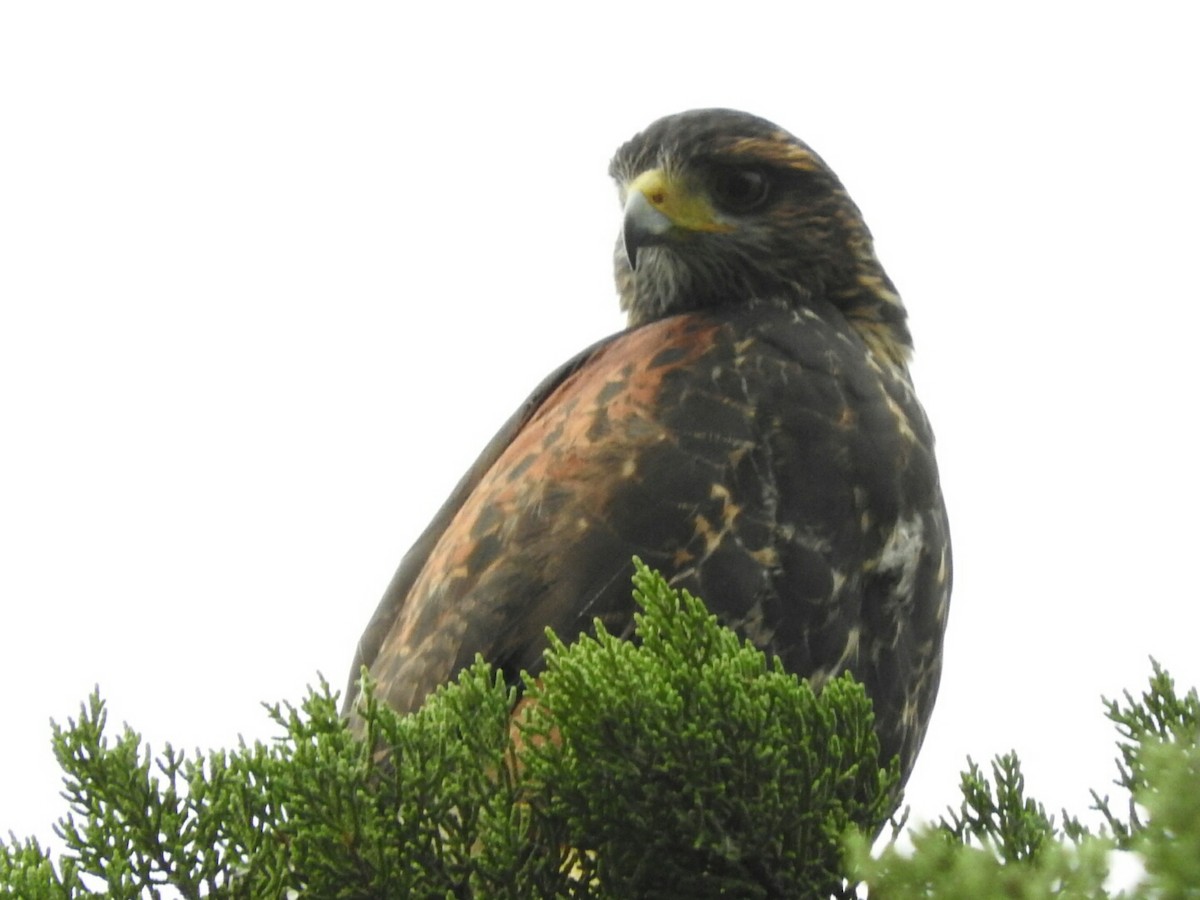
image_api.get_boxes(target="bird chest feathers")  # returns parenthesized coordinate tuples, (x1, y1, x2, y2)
(344, 109, 951, 791)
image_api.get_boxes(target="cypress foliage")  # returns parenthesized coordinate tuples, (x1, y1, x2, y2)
(2, 564, 1197, 898)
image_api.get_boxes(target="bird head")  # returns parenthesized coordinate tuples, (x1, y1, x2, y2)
(609, 109, 913, 365)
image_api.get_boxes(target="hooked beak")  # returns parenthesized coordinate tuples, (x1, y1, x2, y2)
(621, 168, 732, 270)
(622, 189, 672, 270)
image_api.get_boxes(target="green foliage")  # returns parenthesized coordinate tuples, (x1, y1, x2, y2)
(4, 561, 1199, 898)
(1089, 660, 1200, 846)
(519, 563, 897, 898)
(1137, 737, 1200, 896)
(940, 753, 1055, 863)
(0, 836, 83, 900)
(0, 560, 896, 898)
(851, 660, 1200, 899)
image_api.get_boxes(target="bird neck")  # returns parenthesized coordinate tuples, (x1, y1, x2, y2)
(825, 219, 913, 367)
(616, 239, 915, 369)
(831, 272, 914, 368)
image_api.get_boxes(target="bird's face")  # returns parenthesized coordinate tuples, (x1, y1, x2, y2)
(609, 109, 912, 363)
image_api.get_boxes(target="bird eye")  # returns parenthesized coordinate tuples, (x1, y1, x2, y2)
(708, 166, 771, 214)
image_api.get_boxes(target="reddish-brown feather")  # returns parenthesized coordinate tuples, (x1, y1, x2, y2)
(364, 316, 726, 712)
(343, 110, 951, 797)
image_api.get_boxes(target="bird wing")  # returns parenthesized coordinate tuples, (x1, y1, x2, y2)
(341, 331, 623, 713)
(344, 301, 949, 777)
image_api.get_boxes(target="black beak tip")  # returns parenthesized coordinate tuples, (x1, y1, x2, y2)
(622, 226, 640, 271)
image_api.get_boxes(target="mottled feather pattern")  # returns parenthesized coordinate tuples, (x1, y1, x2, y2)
(344, 108, 951, 789)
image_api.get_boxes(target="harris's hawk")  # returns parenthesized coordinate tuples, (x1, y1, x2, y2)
(343, 109, 951, 787)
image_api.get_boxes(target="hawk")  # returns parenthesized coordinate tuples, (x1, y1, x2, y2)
(343, 109, 951, 787)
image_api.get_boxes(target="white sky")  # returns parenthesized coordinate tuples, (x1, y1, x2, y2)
(3, 2, 1198, 852)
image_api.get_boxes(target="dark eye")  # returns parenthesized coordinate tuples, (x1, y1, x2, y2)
(708, 166, 771, 213)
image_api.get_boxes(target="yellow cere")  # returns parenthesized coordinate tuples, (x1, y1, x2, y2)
(628, 168, 734, 234)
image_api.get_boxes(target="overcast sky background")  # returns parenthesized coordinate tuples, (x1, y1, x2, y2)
(3, 2, 1198, 852)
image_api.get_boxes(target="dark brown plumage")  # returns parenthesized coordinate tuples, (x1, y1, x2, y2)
(343, 108, 951, 786)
